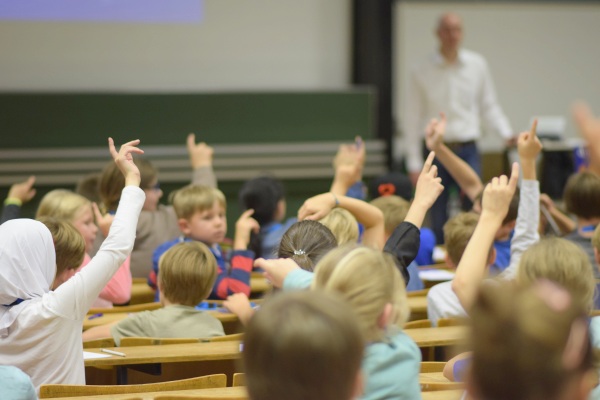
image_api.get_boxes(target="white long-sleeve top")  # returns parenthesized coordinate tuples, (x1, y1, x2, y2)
(0, 186, 145, 392)
(403, 48, 513, 172)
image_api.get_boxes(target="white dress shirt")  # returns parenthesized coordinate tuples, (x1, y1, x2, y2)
(403, 48, 512, 172)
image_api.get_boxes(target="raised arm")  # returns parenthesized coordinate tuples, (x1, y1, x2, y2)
(330, 137, 365, 197)
(425, 113, 483, 201)
(1, 176, 36, 225)
(452, 162, 519, 312)
(187, 133, 217, 188)
(298, 193, 385, 249)
(404, 151, 445, 229)
(572, 102, 600, 177)
(51, 139, 145, 318)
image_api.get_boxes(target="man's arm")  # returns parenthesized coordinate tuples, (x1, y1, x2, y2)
(478, 59, 513, 142)
(573, 102, 600, 176)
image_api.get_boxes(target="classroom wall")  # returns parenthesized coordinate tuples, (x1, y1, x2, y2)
(394, 1, 600, 152)
(0, 0, 351, 91)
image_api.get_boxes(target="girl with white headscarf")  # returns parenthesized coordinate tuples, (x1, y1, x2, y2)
(0, 139, 145, 393)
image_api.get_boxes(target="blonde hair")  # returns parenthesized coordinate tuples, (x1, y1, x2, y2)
(158, 241, 218, 306)
(312, 245, 409, 342)
(517, 237, 596, 310)
(244, 291, 364, 400)
(443, 212, 480, 265)
(36, 189, 90, 222)
(319, 208, 359, 245)
(171, 185, 226, 220)
(370, 195, 410, 236)
(592, 224, 600, 252)
(37, 216, 85, 276)
(470, 281, 595, 400)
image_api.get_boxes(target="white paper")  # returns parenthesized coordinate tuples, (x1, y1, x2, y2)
(418, 269, 455, 281)
(83, 351, 111, 360)
(432, 246, 447, 263)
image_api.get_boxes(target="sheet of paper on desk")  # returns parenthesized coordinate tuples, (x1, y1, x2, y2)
(419, 269, 455, 281)
(432, 247, 447, 263)
(83, 351, 111, 360)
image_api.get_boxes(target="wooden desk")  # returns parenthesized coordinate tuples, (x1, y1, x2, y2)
(130, 283, 156, 305)
(85, 341, 241, 368)
(408, 296, 428, 320)
(249, 276, 271, 295)
(43, 386, 248, 400)
(405, 326, 467, 348)
(422, 389, 464, 400)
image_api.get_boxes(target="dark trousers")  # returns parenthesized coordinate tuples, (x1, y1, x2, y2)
(429, 141, 481, 244)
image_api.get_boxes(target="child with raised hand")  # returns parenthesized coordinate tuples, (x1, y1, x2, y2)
(256, 245, 421, 400)
(0, 138, 145, 393)
(0, 176, 36, 225)
(83, 241, 224, 345)
(426, 113, 520, 272)
(244, 290, 364, 400)
(149, 185, 258, 301)
(95, 133, 217, 278)
(36, 189, 131, 307)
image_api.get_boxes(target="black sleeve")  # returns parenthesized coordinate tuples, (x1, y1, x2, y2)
(0, 204, 21, 225)
(383, 221, 420, 286)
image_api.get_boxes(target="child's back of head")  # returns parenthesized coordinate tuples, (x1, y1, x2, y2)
(277, 220, 337, 271)
(238, 176, 285, 226)
(37, 216, 85, 289)
(312, 245, 409, 342)
(470, 281, 595, 400)
(99, 157, 157, 212)
(158, 241, 218, 306)
(517, 237, 595, 310)
(36, 189, 89, 222)
(444, 212, 481, 267)
(319, 208, 359, 246)
(370, 195, 410, 238)
(564, 171, 600, 220)
(243, 290, 364, 400)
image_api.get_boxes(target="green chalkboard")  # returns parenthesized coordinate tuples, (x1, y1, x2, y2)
(0, 90, 375, 148)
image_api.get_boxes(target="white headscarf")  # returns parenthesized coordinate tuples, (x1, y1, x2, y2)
(0, 219, 56, 337)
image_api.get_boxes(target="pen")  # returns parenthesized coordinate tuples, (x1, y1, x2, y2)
(101, 349, 126, 357)
(88, 313, 103, 320)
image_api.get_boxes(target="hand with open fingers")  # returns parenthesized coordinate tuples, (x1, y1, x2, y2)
(223, 293, 254, 325)
(108, 138, 144, 187)
(93, 202, 114, 237)
(254, 257, 300, 289)
(333, 136, 365, 170)
(424, 112, 446, 151)
(413, 151, 444, 209)
(187, 133, 214, 169)
(297, 193, 336, 221)
(481, 162, 519, 219)
(573, 102, 600, 142)
(517, 119, 543, 161)
(8, 176, 36, 203)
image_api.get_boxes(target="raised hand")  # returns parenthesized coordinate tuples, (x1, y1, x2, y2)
(92, 202, 114, 237)
(233, 209, 260, 250)
(108, 138, 144, 187)
(517, 119, 542, 161)
(7, 176, 36, 204)
(333, 136, 365, 169)
(481, 162, 519, 222)
(425, 112, 446, 151)
(413, 151, 444, 210)
(573, 102, 600, 142)
(254, 257, 300, 289)
(187, 133, 214, 169)
(223, 292, 254, 325)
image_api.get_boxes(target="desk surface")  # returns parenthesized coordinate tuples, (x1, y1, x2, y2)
(407, 296, 428, 314)
(84, 341, 241, 368)
(405, 326, 467, 348)
(83, 311, 238, 331)
(43, 386, 248, 400)
(422, 389, 464, 400)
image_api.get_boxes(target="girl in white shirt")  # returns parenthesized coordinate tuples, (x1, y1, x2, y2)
(0, 138, 145, 393)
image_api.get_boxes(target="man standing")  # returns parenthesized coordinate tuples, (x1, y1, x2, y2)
(403, 12, 514, 243)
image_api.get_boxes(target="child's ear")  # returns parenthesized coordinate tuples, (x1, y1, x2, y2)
(377, 303, 393, 329)
(178, 218, 191, 236)
(445, 254, 456, 269)
(275, 199, 286, 222)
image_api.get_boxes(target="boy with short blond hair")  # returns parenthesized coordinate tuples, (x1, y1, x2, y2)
(84, 241, 224, 345)
(149, 184, 257, 300)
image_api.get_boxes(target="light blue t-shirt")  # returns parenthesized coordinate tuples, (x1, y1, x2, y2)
(0, 366, 37, 400)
